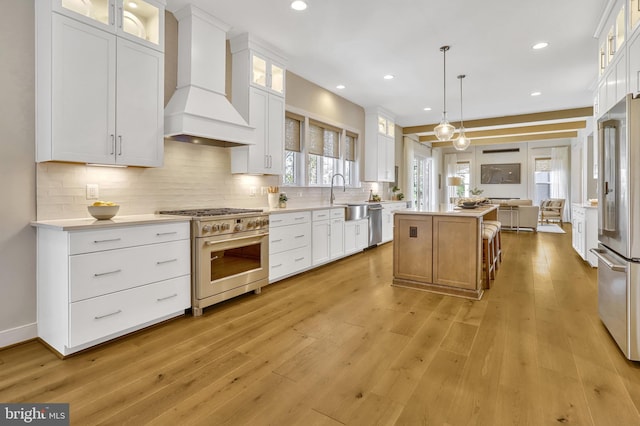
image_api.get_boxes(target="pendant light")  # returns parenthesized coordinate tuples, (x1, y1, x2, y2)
(434, 45, 456, 141)
(452, 74, 471, 151)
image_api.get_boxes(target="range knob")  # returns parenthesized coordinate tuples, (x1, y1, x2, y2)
(247, 220, 256, 229)
(211, 224, 220, 232)
(234, 223, 242, 231)
(202, 224, 212, 233)
(222, 223, 230, 230)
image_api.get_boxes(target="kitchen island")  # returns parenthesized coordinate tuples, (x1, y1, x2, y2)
(393, 204, 498, 300)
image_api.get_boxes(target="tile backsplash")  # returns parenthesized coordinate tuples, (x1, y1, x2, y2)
(36, 140, 381, 220)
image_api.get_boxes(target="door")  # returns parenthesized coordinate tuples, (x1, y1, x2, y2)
(267, 93, 284, 174)
(598, 97, 627, 257)
(312, 221, 330, 265)
(52, 14, 116, 164)
(248, 87, 268, 173)
(116, 37, 163, 166)
(330, 218, 344, 259)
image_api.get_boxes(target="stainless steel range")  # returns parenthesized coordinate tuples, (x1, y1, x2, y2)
(159, 208, 269, 316)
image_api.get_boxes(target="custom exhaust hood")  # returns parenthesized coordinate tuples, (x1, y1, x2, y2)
(164, 5, 254, 147)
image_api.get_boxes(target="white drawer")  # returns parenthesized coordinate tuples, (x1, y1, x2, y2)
(331, 208, 345, 219)
(270, 246, 312, 281)
(313, 209, 331, 221)
(269, 223, 311, 254)
(69, 222, 190, 255)
(69, 275, 190, 348)
(269, 211, 311, 228)
(70, 239, 191, 302)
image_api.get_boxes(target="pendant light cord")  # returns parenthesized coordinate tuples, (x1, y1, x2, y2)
(441, 46, 449, 117)
(458, 74, 466, 128)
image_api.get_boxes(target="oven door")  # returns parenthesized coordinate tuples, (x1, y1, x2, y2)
(195, 232, 268, 300)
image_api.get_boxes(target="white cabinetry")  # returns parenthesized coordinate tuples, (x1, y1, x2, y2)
(312, 209, 345, 265)
(571, 204, 598, 267)
(269, 211, 312, 282)
(381, 202, 407, 243)
(230, 34, 287, 175)
(629, 31, 640, 95)
(36, 0, 165, 167)
(344, 219, 369, 255)
(36, 221, 190, 356)
(364, 108, 396, 182)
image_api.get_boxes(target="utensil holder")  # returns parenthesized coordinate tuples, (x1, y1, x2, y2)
(268, 193, 278, 208)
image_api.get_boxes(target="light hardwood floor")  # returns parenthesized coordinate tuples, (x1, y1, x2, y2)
(3, 225, 640, 425)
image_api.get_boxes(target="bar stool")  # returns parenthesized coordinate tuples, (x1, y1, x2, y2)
(481, 225, 497, 288)
(483, 220, 502, 265)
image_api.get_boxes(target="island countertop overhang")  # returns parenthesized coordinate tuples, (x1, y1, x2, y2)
(395, 204, 498, 219)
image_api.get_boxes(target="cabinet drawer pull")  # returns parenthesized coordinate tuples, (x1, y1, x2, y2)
(156, 231, 178, 236)
(93, 238, 122, 244)
(95, 309, 122, 320)
(295, 216, 306, 221)
(118, 135, 123, 155)
(272, 263, 283, 268)
(157, 293, 178, 302)
(271, 238, 283, 243)
(94, 269, 122, 277)
(294, 257, 305, 262)
(294, 235, 305, 238)
(110, 134, 115, 155)
(271, 219, 283, 224)
(157, 258, 178, 265)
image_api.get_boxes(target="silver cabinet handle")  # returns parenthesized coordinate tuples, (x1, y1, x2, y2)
(118, 6, 123, 28)
(294, 235, 305, 238)
(110, 134, 115, 155)
(95, 309, 122, 320)
(589, 248, 627, 272)
(110, 3, 115, 25)
(271, 238, 283, 243)
(157, 293, 178, 302)
(295, 217, 306, 221)
(294, 257, 305, 262)
(118, 135, 123, 155)
(94, 238, 121, 244)
(271, 219, 283, 224)
(156, 232, 178, 236)
(94, 269, 122, 277)
(272, 263, 283, 268)
(157, 259, 177, 265)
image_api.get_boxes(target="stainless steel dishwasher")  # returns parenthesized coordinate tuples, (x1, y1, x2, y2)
(368, 204, 383, 246)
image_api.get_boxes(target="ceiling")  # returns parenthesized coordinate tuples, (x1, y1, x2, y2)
(165, 0, 605, 141)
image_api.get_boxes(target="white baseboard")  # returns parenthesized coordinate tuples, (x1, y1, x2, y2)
(0, 322, 37, 348)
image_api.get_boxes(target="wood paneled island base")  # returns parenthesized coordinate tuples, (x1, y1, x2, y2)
(392, 204, 498, 300)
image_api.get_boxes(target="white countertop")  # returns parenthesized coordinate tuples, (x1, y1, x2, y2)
(31, 214, 190, 231)
(267, 200, 407, 214)
(395, 204, 498, 218)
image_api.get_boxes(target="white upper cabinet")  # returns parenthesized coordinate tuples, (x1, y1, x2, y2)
(54, 0, 164, 51)
(36, 0, 164, 167)
(364, 108, 396, 182)
(230, 34, 287, 175)
(632, 0, 640, 32)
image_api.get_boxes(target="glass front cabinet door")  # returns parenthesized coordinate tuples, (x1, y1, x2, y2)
(251, 52, 285, 95)
(56, 0, 164, 50)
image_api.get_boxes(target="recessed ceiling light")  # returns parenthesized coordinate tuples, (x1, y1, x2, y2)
(336, 84, 345, 90)
(532, 42, 549, 50)
(291, 1, 307, 11)
(531, 91, 542, 96)
(423, 107, 432, 111)
(383, 74, 394, 80)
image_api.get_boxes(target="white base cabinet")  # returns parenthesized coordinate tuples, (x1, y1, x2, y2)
(269, 211, 312, 282)
(312, 209, 345, 265)
(572, 204, 598, 267)
(344, 219, 369, 255)
(382, 202, 407, 243)
(36, 221, 190, 356)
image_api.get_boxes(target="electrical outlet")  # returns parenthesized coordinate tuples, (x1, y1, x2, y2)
(86, 184, 99, 200)
(249, 186, 256, 197)
(260, 187, 267, 195)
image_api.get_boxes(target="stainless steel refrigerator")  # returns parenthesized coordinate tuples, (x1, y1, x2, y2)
(591, 93, 640, 360)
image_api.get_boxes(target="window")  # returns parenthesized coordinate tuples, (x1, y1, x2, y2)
(455, 161, 470, 197)
(344, 132, 357, 185)
(283, 110, 360, 188)
(534, 157, 551, 205)
(284, 114, 302, 185)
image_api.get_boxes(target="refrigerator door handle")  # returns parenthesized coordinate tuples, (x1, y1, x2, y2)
(589, 248, 627, 272)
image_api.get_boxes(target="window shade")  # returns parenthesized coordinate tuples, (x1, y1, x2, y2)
(285, 116, 301, 152)
(309, 122, 340, 158)
(535, 158, 551, 172)
(345, 133, 356, 161)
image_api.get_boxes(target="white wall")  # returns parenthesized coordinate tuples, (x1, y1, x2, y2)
(0, 0, 38, 346)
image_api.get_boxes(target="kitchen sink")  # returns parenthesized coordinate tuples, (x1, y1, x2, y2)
(342, 203, 369, 221)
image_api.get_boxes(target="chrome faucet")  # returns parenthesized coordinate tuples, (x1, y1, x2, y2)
(330, 173, 346, 204)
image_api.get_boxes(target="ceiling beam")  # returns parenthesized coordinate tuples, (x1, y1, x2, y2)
(418, 120, 586, 143)
(429, 131, 579, 148)
(403, 106, 593, 135)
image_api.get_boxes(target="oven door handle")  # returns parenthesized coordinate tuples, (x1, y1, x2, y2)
(204, 233, 268, 246)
